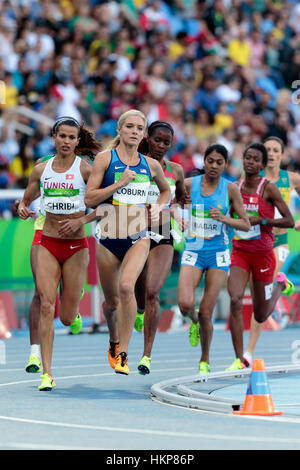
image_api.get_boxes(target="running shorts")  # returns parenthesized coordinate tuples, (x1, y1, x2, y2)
(230, 247, 276, 283)
(181, 247, 230, 273)
(40, 235, 88, 265)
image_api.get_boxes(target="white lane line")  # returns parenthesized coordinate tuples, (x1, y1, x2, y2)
(0, 414, 300, 444)
(0, 367, 197, 387)
(0, 442, 112, 450)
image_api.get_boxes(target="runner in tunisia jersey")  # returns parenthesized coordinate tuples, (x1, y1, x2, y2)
(40, 156, 86, 215)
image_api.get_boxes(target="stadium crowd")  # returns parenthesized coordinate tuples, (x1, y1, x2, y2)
(0, 0, 300, 217)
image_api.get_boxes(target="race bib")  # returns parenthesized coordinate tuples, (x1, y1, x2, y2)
(181, 250, 197, 266)
(190, 208, 222, 239)
(234, 210, 261, 240)
(216, 249, 230, 267)
(113, 173, 150, 206)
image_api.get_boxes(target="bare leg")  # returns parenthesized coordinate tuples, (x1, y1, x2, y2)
(143, 244, 173, 357)
(198, 269, 227, 364)
(177, 265, 203, 323)
(96, 244, 120, 343)
(29, 244, 41, 347)
(117, 239, 150, 354)
(36, 247, 61, 377)
(227, 266, 250, 360)
(245, 247, 285, 356)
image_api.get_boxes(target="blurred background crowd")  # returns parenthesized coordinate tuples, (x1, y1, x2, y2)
(0, 0, 300, 217)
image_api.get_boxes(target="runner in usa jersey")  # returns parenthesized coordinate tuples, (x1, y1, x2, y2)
(84, 110, 171, 376)
(227, 142, 295, 372)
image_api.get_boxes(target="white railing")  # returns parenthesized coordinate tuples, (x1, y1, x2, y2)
(2, 106, 54, 136)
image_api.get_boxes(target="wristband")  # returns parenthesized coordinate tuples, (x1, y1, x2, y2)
(261, 218, 268, 226)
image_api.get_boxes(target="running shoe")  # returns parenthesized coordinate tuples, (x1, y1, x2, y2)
(134, 311, 144, 332)
(38, 373, 56, 391)
(108, 342, 119, 369)
(226, 358, 246, 371)
(115, 352, 129, 375)
(138, 356, 151, 375)
(276, 272, 295, 296)
(242, 352, 253, 368)
(69, 313, 82, 335)
(198, 361, 210, 374)
(189, 321, 200, 347)
(25, 354, 42, 373)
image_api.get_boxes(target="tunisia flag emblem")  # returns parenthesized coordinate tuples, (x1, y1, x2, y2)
(66, 174, 74, 180)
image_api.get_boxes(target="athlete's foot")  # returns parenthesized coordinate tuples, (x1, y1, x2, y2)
(226, 358, 246, 371)
(138, 356, 151, 375)
(26, 354, 42, 373)
(108, 342, 119, 369)
(38, 373, 56, 391)
(276, 272, 295, 296)
(69, 313, 82, 335)
(189, 321, 200, 347)
(242, 351, 253, 368)
(115, 352, 129, 375)
(198, 361, 210, 374)
(134, 311, 144, 332)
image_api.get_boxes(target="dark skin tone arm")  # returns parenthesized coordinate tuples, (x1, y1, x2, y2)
(249, 182, 295, 229)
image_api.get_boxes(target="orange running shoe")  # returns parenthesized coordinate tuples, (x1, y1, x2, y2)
(108, 342, 119, 369)
(115, 352, 129, 375)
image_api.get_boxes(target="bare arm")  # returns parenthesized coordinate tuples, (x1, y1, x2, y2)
(17, 164, 45, 219)
(57, 209, 100, 237)
(84, 151, 138, 207)
(254, 183, 295, 229)
(290, 171, 300, 197)
(168, 161, 186, 205)
(148, 159, 171, 222)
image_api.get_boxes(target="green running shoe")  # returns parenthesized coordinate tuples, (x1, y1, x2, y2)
(198, 361, 210, 374)
(276, 273, 295, 296)
(138, 356, 151, 375)
(25, 354, 41, 373)
(38, 374, 56, 391)
(134, 311, 144, 332)
(226, 358, 246, 371)
(69, 313, 82, 335)
(189, 321, 200, 347)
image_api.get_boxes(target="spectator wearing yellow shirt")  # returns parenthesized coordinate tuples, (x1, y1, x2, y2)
(194, 109, 219, 140)
(9, 140, 35, 188)
(214, 103, 234, 132)
(1, 72, 18, 108)
(228, 27, 251, 67)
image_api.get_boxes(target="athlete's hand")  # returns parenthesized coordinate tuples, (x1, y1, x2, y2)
(295, 219, 300, 232)
(178, 191, 191, 208)
(17, 202, 35, 219)
(14, 199, 20, 214)
(149, 203, 161, 224)
(209, 206, 224, 222)
(117, 166, 136, 188)
(172, 208, 189, 232)
(57, 218, 83, 237)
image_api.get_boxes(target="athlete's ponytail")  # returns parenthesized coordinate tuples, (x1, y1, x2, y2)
(76, 126, 102, 159)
